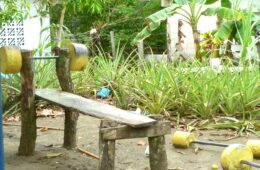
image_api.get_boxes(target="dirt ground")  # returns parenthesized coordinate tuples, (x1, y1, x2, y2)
(4, 115, 260, 170)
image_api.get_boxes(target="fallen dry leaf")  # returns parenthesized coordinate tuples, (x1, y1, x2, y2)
(38, 152, 64, 160)
(40, 127, 48, 132)
(175, 150, 186, 155)
(137, 140, 146, 146)
(44, 144, 53, 148)
(168, 167, 184, 170)
(194, 147, 202, 155)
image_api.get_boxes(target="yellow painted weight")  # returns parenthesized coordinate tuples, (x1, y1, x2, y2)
(171, 131, 195, 148)
(0, 46, 22, 74)
(246, 140, 260, 159)
(220, 144, 253, 170)
(67, 43, 89, 71)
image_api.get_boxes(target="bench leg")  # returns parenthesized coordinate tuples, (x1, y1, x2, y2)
(99, 120, 116, 170)
(99, 139, 115, 170)
(148, 135, 168, 170)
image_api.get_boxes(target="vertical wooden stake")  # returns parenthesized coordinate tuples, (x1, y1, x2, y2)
(110, 31, 116, 59)
(18, 50, 36, 156)
(148, 135, 168, 170)
(56, 48, 79, 149)
(137, 40, 144, 60)
(99, 120, 116, 170)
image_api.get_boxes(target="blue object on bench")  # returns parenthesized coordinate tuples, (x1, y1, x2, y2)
(0, 73, 5, 170)
(97, 87, 110, 98)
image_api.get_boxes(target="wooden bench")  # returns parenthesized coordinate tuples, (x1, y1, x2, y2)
(36, 88, 171, 170)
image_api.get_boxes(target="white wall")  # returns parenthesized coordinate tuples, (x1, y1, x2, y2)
(169, 4, 217, 58)
(0, 1, 51, 55)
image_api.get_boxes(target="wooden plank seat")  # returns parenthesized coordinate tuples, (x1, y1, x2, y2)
(35, 88, 170, 170)
(35, 88, 156, 128)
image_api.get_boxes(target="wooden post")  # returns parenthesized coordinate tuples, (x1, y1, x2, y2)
(56, 48, 79, 149)
(99, 120, 116, 170)
(18, 50, 36, 156)
(110, 31, 116, 59)
(137, 40, 144, 60)
(148, 135, 168, 170)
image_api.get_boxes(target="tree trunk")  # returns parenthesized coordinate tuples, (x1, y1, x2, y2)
(56, 49, 79, 149)
(226, 36, 234, 59)
(110, 31, 116, 59)
(211, 44, 220, 58)
(192, 28, 202, 62)
(18, 50, 36, 156)
(56, 4, 67, 47)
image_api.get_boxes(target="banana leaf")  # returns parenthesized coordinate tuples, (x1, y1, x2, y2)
(213, 21, 235, 43)
(221, 0, 232, 8)
(202, 7, 244, 20)
(132, 5, 179, 45)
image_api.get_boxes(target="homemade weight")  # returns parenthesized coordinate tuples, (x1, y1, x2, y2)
(0, 46, 22, 74)
(171, 131, 229, 148)
(67, 43, 89, 71)
(221, 144, 260, 170)
(0, 43, 89, 74)
(246, 139, 260, 158)
(171, 131, 260, 158)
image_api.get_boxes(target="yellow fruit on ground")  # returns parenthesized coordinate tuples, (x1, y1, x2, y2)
(0, 46, 22, 74)
(221, 144, 253, 170)
(171, 131, 196, 148)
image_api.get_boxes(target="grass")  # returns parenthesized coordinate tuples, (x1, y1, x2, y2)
(1, 47, 259, 136)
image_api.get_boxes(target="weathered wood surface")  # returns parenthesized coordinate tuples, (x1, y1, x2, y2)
(99, 120, 116, 170)
(56, 49, 79, 149)
(148, 135, 168, 170)
(101, 121, 171, 140)
(35, 88, 156, 128)
(18, 50, 36, 156)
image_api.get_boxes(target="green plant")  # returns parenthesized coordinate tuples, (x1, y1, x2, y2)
(0, 0, 30, 27)
(132, 61, 177, 115)
(202, 1, 260, 62)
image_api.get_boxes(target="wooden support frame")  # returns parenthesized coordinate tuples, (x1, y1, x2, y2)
(99, 119, 170, 170)
(56, 48, 79, 149)
(18, 50, 36, 156)
(101, 121, 171, 140)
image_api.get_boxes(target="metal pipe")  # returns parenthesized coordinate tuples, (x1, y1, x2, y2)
(32, 56, 59, 60)
(192, 140, 229, 147)
(0, 73, 5, 170)
(241, 160, 260, 168)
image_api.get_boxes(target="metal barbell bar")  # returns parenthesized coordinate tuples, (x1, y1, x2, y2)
(0, 43, 89, 74)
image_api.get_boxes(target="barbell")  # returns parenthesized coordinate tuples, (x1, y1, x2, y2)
(0, 43, 89, 74)
(171, 131, 260, 158)
(221, 144, 260, 170)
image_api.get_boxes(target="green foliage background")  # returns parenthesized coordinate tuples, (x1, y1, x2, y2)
(49, 0, 167, 53)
